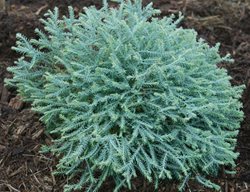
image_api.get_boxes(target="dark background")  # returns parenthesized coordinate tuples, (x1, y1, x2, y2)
(0, 0, 250, 191)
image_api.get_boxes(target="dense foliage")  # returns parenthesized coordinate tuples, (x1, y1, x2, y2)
(6, 0, 244, 191)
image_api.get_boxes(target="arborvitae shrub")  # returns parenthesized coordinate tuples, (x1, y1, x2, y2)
(6, 0, 244, 191)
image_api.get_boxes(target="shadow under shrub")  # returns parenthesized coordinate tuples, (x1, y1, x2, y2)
(5, 0, 244, 191)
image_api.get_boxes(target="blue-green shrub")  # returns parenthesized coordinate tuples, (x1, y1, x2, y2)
(6, 0, 244, 191)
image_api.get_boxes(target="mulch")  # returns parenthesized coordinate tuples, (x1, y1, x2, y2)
(1, 0, 250, 191)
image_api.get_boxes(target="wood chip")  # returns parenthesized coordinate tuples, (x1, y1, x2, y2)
(9, 166, 24, 177)
(16, 125, 26, 135)
(35, 4, 48, 15)
(9, 95, 24, 110)
(0, 144, 6, 150)
(1, 85, 10, 103)
(32, 129, 44, 140)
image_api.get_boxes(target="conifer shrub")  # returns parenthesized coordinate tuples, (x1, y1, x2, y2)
(6, 0, 244, 191)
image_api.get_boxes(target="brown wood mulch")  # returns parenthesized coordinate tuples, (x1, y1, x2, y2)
(1, 0, 250, 191)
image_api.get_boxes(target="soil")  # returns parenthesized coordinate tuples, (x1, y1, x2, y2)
(0, 0, 250, 191)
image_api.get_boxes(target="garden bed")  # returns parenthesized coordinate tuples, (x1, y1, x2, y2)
(0, 0, 250, 191)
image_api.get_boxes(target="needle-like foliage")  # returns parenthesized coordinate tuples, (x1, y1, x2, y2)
(6, 0, 244, 191)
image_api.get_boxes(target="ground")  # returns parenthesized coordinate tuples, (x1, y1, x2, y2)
(0, 0, 250, 191)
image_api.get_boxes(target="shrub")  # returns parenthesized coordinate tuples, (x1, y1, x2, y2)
(6, 0, 244, 191)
